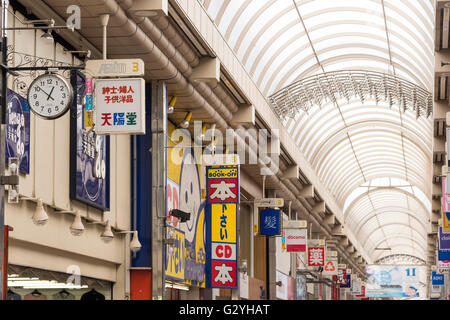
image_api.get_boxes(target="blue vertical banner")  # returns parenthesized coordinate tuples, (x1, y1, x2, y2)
(131, 83, 152, 268)
(5, 89, 30, 174)
(205, 165, 240, 289)
(432, 271, 444, 285)
(70, 70, 110, 210)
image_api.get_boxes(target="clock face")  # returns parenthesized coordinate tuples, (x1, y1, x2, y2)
(27, 73, 73, 119)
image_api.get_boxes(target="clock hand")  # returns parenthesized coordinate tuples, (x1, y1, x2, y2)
(47, 86, 55, 101)
(39, 87, 53, 100)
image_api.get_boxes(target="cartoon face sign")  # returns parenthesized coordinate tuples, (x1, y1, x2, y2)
(178, 148, 202, 244)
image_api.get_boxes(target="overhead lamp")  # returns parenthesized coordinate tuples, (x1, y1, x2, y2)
(32, 198, 49, 226)
(168, 96, 177, 114)
(40, 29, 54, 42)
(179, 111, 192, 129)
(100, 220, 114, 243)
(70, 210, 85, 236)
(129, 0, 168, 17)
(195, 123, 207, 141)
(118, 230, 142, 252)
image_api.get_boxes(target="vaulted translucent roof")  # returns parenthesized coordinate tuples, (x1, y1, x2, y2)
(203, 0, 434, 262)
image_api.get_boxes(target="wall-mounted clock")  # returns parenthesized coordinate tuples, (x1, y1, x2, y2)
(27, 72, 73, 119)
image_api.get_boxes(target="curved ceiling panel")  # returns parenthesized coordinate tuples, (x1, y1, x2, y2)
(203, 0, 434, 262)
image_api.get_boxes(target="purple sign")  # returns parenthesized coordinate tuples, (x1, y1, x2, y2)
(70, 71, 110, 210)
(439, 227, 450, 250)
(6, 89, 30, 174)
(340, 274, 351, 288)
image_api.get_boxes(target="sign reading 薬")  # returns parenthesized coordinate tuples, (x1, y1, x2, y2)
(205, 164, 240, 289)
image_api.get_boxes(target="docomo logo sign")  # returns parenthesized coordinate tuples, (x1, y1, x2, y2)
(170, 122, 280, 175)
(212, 243, 236, 261)
(287, 235, 305, 240)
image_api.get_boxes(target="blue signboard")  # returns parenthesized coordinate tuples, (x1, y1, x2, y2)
(432, 271, 444, 285)
(260, 209, 281, 236)
(5, 89, 30, 174)
(70, 71, 110, 210)
(438, 249, 450, 261)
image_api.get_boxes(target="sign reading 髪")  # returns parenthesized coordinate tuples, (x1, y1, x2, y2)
(205, 165, 240, 289)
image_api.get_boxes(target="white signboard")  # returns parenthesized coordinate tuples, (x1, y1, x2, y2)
(239, 273, 249, 299)
(323, 256, 338, 276)
(94, 78, 145, 134)
(254, 198, 284, 208)
(351, 280, 362, 295)
(285, 228, 307, 252)
(86, 59, 145, 77)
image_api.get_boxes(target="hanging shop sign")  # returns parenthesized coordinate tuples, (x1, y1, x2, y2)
(94, 78, 145, 135)
(70, 71, 110, 211)
(166, 122, 206, 287)
(276, 271, 294, 300)
(355, 285, 366, 298)
(439, 227, 450, 250)
(438, 260, 450, 273)
(86, 58, 145, 77)
(296, 274, 307, 300)
(307, 246, 325, 267)
(6, 89, 30, 174)
(323, 255, 338, 276)
(351, 279, 362, 295)
(442, 177, 450, 214)
(443, 212, 450, 233)
(285, 228, 307, 252)
(254, 198, 284, 208)
(205, 164, 240, 289)
(340, 274, 351, 288)
(165, 226, 186, 282)
(260, 209, 281, 236)
(438, 248, 450, 261)
(432, 271, 444, 286)
(365, 265, 420, 298)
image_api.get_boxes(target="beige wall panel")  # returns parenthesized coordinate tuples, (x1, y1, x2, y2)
(5, 200, 123, 266)
(115, 135, 131, 231)
(52, 44, 72, 209)
(33, 30, 55, 204)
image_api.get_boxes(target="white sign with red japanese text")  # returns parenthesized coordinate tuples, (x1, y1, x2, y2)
(94, 78, 145, 135)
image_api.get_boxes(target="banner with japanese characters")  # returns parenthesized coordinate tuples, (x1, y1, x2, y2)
(70, 71, 110, 211)
(308, 246, 325, 266)
(94, 78, 145, 135)
(6, 89, 30, 174)
(205, 165, 240, 289)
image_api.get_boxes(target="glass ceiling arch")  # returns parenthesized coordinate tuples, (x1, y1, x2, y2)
(203, 0, 434, 262)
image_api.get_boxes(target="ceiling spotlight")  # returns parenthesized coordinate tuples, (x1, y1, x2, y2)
(70, 211, 85, 236)
(130, 231, 142, 253)
(179, 111, 192, 129)
(40, 29, 54, 42)
(32, 198, 48, 226)
(101, 220, 114, 243)
(168, 96, 177, 114)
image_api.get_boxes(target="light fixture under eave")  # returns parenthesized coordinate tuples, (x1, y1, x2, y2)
(129, 0, 168, 17)
(70, 211, 85, 236)
(179, 111, 192, 129)
(130, 231, 142, 253)
(101, 220, 114, 243)
(40, 29, 54, 42)
(32, 198, 49, 226)
(168, 96, 177, 114)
